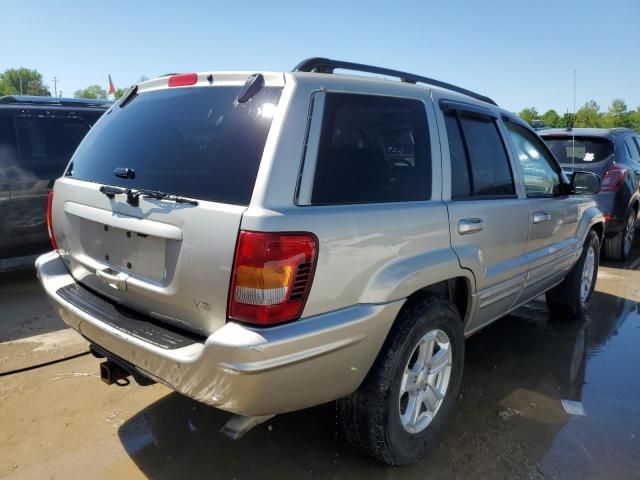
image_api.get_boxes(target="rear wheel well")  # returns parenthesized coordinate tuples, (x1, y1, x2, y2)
(591, 222, 604, 245)
(399, 278, 470, 324)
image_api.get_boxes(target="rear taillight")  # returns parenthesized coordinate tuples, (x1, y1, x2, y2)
(168, 73, 198, 87)
(601, 165, 627, 192)
(46, 191, 58, 250)
(228, 231, 318, 326)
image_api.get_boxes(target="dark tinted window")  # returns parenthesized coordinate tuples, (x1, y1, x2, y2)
(459, 115, 514, 196)
(0, 111, 18, 188)
(444, 111, 515, 198)
(69, 86, 282, 206)
(311, 93, 430, 204)
(15, 116, 90, 179)
(444, 113, 471, 198)
(542, 136, 614, 165)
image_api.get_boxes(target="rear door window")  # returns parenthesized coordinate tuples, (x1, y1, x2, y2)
(444, 111, 515, 199)
(68, 86, 282, 206)
(625, 137, 640, 163)
(15, 116, 90, 180)
(310, 93, 430, 205)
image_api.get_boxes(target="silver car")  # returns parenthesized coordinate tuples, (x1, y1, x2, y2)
(36, 58, 604, 465)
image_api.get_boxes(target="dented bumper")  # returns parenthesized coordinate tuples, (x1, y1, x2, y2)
(35, 251, 400, 416)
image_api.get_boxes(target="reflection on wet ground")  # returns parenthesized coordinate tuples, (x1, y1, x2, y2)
(116, 252, 640, 479)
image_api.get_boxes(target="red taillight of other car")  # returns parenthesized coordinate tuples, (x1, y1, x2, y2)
(46, 191, 58, 250)
(228, 231, 318, 326)
(601, 165, 628, 192)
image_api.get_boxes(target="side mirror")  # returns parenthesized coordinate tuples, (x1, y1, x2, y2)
(571, 171, 601, 195)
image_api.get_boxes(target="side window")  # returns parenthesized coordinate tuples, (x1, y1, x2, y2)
(506, 121, 560, 197)
(633, 137, 640, 158)
(311, 93, 430, 205)
(443, 110, 515, 199)
(625, 137, 640, 163)
(15, 116, 90, 179)
(444, 113, 471, 197)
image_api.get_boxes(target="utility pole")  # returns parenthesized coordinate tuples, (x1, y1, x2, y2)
(52, 77, 58, 97)
(19, 76, 23, 95)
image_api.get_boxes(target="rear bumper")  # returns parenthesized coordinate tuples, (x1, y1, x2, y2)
(36, 251, 401, 416)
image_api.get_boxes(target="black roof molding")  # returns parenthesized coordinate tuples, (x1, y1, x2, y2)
(293, 57, 497, 106)
(0, 95, 112, 108)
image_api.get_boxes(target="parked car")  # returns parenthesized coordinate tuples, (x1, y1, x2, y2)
(0, 95, 110, 270)
(540, 128, 640, 260)
(36, 58, 604, 465)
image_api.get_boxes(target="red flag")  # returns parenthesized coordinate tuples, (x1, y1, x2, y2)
(108, 74, 116, 95)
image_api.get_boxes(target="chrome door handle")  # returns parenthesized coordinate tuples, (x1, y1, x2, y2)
(96, 267, 129, 291)
(533, 212, 551, 224)
(458, 218, 484, 235)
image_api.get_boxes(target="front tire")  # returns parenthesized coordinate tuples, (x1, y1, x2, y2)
(546, 230, 599, 319)
(338, 296, 464, 465)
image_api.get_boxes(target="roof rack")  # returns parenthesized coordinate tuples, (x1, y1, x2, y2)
(0, 95, 112, 108)
(293, 57, 497, 106)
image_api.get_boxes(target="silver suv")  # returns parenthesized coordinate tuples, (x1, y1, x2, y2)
(36, 58, 604, 465)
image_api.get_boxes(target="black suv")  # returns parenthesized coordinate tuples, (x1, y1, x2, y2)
(541, 128, 640, 260)
(0, 95, 110, 269)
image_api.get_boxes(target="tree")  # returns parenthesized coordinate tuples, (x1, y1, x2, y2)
(541, 109, 561, 128)
(0, 67, 51, 96)
(74, 84, 108, 100)
(629, 107, 640, 132)
(113, 88, 125, 100)
(574, 100, 602, 128)
(558, 113, 575, 129)
(602, 98, 631, 128)
(518, 107, 539, 125)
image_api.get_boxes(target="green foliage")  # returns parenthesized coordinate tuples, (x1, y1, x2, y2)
(601, 98, 632, 128)
(558, 113, 575, 129)
(541, 109, 561, 128)
(575, 100, 601, 128)
(518, 107, 539, 125)
(0, 68, 51, 96)
(113, 88, 125, 100)
(73, 84, 108, 100)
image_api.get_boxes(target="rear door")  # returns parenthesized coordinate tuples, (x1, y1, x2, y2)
(436, 99, 529, 331)
(52, 77, 284, 336)
(503, 118, 580, 299)
(0, 109, 17, 258)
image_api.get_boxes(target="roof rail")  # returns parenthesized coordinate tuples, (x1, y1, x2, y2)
(293, 57, 497, 106)
(0, 95, 112, 108)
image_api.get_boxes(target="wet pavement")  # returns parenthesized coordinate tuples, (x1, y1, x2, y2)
(1, 247, 640, 479)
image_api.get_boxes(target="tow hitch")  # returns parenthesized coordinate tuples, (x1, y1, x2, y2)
(100, 361, 130, 385)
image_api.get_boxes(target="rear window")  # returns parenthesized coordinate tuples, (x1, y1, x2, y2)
(542, 136, 614, 165)
(15, 115, 91, 180)
(68, 86, 282, 206)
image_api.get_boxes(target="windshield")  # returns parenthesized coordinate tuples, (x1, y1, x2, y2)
(68, 86, 282, 206)
(542, 136, 614, 165)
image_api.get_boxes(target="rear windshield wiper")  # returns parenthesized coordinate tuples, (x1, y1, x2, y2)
(99, 185, 199, 207)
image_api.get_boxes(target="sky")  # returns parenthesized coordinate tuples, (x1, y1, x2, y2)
(1, 0, 638, 114)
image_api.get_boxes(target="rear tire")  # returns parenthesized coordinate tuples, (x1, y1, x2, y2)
(546, 230, 599, 319)
(337, 296, 464, 465)
(603, 208, 636, 261)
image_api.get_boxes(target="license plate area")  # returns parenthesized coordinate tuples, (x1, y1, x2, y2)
(83, 221, 167, 280)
